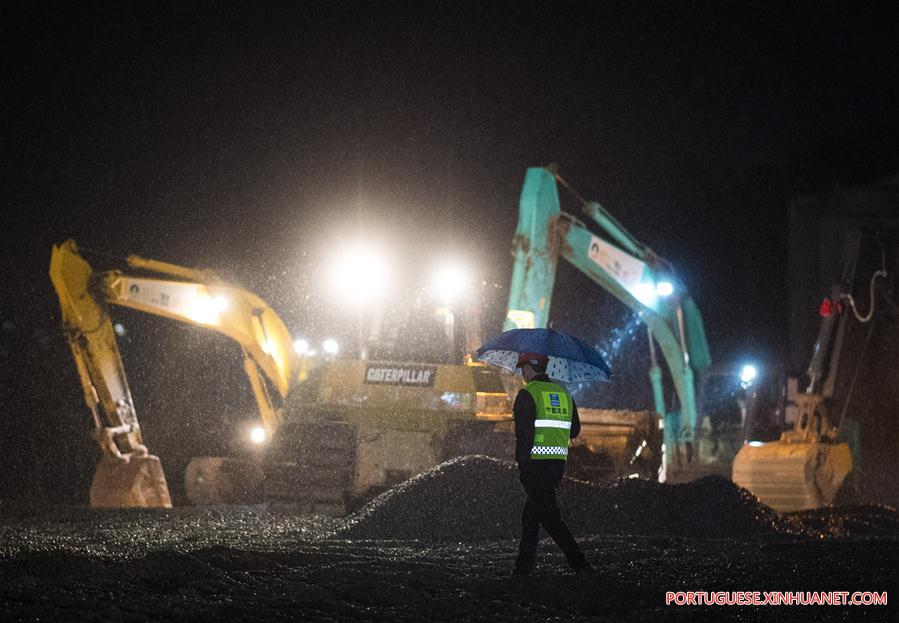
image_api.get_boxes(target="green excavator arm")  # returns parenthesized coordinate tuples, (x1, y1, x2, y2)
(503, 167, 711, 466)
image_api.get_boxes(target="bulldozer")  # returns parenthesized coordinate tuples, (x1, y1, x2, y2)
(266, 357, 514, 512)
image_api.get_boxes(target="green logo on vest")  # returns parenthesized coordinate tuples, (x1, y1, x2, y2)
(527, 381, 573, 461)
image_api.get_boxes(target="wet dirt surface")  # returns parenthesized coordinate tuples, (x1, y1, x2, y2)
(1, 458, 897, 622)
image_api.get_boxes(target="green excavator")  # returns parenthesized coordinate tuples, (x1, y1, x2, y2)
(503, 165, 767, 483)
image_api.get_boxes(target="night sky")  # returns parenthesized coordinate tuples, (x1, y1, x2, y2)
(2, 3, 898, 499)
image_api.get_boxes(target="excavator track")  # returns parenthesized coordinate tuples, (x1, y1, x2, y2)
(262, 421, 356, 515)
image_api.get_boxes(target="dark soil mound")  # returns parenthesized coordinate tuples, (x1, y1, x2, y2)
(339, 456, 781, 541)
(341, 456, 523, 541)
(559, 473, 781, 538)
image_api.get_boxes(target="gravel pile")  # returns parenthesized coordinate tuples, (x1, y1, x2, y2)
(339, 456, 780, 541)
(340, 456, 899, 542)
(341, 456, 524, 541)
(560, 472, 781, 538)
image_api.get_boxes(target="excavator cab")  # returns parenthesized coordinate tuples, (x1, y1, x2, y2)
(698, 371, 751, 466)
(662, 364, 781, 483)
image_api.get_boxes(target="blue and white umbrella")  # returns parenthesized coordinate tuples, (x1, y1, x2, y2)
(475, 328, 612, 383)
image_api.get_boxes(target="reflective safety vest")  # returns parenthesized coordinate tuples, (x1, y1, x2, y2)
(525, 380, 573, 460)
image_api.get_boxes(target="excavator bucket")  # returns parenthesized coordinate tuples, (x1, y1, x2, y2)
(90, 455, 173, 508)
(732, 440, 852, 512)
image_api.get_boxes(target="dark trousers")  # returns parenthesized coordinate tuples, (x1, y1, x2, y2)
(515, 461, 588, 572)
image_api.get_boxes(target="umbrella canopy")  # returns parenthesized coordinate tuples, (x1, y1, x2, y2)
(475, 328, 612, 383)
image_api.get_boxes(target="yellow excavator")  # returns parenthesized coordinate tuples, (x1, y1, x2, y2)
(49, 239, 296, 508)
(732, 232, 888, 511)
(50, 239, 514, 511)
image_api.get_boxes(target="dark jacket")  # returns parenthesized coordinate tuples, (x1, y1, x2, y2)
(513, 373, 580, 465)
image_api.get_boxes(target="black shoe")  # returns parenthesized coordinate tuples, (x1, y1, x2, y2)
(511, 567, 530, 577)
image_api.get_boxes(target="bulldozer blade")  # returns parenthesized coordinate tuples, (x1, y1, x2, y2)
(90, 455, 173, 508)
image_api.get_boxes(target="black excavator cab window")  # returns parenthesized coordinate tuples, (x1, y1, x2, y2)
(472, 367, 505, 393)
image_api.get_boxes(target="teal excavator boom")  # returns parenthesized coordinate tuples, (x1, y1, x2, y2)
(504, 166, 712, 474)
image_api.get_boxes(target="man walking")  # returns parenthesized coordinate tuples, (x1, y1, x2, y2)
(513, 352, 592, 576)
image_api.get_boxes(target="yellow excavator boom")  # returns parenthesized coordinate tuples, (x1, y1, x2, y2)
(49, 239, 297, 507)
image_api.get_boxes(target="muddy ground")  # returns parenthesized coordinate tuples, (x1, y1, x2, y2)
(1, 458, 896, 622)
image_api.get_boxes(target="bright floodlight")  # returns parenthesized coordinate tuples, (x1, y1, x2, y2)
(293, 338, 309, 355)
(329, 242, 390, 303)
(656, 281, 674, 297)
(250, 426, 267, 444)
(432, 263, 467, 303)
(322, 338, 339, 355)
(632, 282, 657, 308)
(740, 364, 758, 385)
(188, 294, 228, 324)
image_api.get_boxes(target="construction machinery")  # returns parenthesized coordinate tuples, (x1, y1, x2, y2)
(49, 239, 297, 508)
(50, 239, 513, 511)
(733, 231, 891, 511)
(270, 356, 513, 512)
(503, 166, 774, 482)
(502, 166, 899, 509)
(55, 168, 887, 513)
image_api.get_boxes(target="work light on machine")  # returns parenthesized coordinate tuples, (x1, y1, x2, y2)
(328, 243, 391, 303)
(740, 364, 758, 386)
(249, 426, 267, 445)
(188, 293, 229, 324)
(431, 263, 467, 303)
(293, 338, 309, 355)
(655, 281, 675, 297)
(632, 282, 658, 308)
(322, 338, 339, 355)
